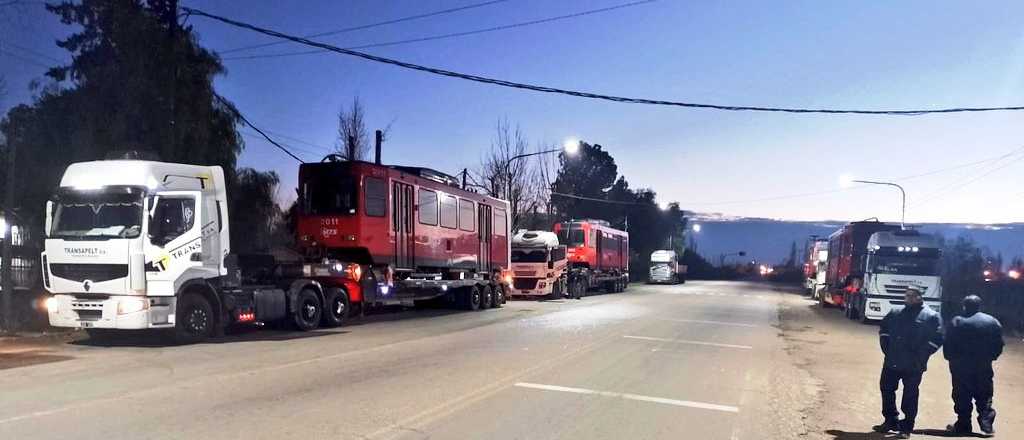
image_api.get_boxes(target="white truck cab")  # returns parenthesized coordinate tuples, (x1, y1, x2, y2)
(509, 230, 567, 299)
(43, 159, 230, 334)
(858, 230, 942, 320)
(648, 250, 679, 284)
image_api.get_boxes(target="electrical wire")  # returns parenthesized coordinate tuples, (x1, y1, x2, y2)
(910, 148, 1024, 206)
(223, 0, 658, 61)
(550, 191, 646, 205)
(214, 93, 305, 163)
(217, 0, 511, 55)
(0, 48, 49, 68)
(238, 130, 324, 159)
(2, 41, 61, 63)
(183, 7, 1024, 116)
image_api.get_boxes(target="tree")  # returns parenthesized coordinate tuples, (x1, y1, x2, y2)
(786, 241, 798, 268)
(229, 168, 281, 254)
(0, 1, 260, 246)
(549, 141, 618, 220)
(336, 96, 370, 161)
(474, 119, 544, 230)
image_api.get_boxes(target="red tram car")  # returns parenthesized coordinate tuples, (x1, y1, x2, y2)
(553, 219, 630, 293)
(295, 158, 511, 315)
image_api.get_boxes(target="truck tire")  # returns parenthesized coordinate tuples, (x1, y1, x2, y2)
(292, 288, 323, 331)
(174, 293, 214, 344)
(461, 286, 482, 311)
(492, 284, 504, 308)
(320, 288, 350, 328)
(480, 285, 494, 310)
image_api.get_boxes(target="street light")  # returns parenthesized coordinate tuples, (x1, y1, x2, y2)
(504, 138, 580, 202)
(658, 201, 670, 211)
(840, 175, 907, 229)
(691, 223, 701, 233)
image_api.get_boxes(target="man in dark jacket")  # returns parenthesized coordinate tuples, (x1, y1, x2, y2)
(943, 295, 1003, 437)
(873, 287, 944, 439)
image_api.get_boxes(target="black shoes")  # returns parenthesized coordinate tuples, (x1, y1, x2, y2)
(946, 421, 972, 434)
(872, 419, 900, 433)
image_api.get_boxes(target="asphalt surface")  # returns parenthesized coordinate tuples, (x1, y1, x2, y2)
(1, 281, 1019, 439)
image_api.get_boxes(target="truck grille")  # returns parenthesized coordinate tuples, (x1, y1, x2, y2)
(514, 271, 535, 277)
(884, 284, 914, 294)
(513, 278, 539, 290)
(75, 309, 102, 321)
(50, 263, 128, 283)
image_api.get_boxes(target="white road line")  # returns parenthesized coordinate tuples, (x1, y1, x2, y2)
(514, 382, 739, 413)
(623, 335, 753, 350)
(657, 318, 758, 328)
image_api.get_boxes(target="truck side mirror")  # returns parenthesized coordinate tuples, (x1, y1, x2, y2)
(45, 201, 54, 236)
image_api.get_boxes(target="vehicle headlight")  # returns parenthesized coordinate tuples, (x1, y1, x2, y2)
(118, 297, 149, 315)
(44, 296, 59, 312)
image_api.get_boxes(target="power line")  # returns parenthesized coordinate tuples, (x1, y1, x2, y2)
(259, 128, 333, 153)
(2, 41, 61, 63)
(223, 0, 658, 61)
(238, 130, 323, 159)
(550, 191, 644, 205)
(217, 0, 511, 55)
(183, 7, 1024, 116)
(910, 147, 1024, 206)
(214, 93, 305, 163)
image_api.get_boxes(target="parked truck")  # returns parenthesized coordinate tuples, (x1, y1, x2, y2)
(843, 229, 943, 322)
(648, 250, 683, 284)
(43, 156, 510, 343)
(508, 230, 570, 299)
(553, 219, 630, 294)
(804, 238, 828, 299)
(822, 220, 901, 308)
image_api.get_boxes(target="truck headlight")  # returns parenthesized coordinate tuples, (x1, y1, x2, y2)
(44, 296, 59, 312)
(118, 297, 149, 315)
(868, 301, 881, 312)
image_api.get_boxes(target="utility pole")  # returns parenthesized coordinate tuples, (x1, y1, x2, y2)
(1, 141, 15, 333)
(168, 0, 179, 154)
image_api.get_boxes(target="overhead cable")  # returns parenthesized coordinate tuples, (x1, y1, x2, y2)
(183, 7, 1024, 116)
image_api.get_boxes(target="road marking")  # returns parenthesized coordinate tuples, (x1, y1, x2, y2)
(623, 335, 753, 350)
(657, 318, 758, 328)
(514, 382, 739, 413)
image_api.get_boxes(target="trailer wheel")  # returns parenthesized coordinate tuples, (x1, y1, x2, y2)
(480, 285, 494, 310)
(292, 288, 323, 331)
(491, 284, 504, 308)
(320, 288, 350, 328)
(460, 286, 482, 311)
(174, 293, 214, 344)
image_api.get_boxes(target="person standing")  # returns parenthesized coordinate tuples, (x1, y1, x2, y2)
(943, 295, 1003, 437)
(873, 286, 944, 439)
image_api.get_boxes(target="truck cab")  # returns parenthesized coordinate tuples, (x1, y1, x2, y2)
(648, 250, 679, 284)
(854, 230, 942, 321)
(508, 230, 567, 299)
(43, 160, 230, 334)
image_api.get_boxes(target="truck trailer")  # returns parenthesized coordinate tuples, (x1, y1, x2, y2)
(43, 157, 510, 343)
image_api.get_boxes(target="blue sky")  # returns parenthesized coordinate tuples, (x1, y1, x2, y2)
(3, 0, 1024, 224)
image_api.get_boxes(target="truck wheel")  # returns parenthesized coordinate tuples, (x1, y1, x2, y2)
(480, 285, 494, 310)
(491, 284, 504, 308)
(175, 293, 214, 344)
(292, 288, 323, 331)
(461, 286, 482, 311)
(320, 288, 349, 328)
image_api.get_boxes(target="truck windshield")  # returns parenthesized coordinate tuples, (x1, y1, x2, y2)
(512, 249, 548, 263)
(300, 165, 357, 215)
(556, 225, 585, 246)
(870, 255, 939, 276)
(51, 189, 144, 239)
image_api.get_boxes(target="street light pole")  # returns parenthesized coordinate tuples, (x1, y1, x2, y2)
(502, 140, 579, 227)
(852, 180, 906, 229)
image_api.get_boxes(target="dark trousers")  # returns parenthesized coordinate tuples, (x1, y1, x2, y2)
(950, 361, 996, 429)
(880, 367, 923, 430)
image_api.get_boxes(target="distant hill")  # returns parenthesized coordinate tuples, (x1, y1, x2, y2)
(685, 214, 1024, 266)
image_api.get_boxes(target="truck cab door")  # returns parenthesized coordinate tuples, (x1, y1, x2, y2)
(145, 191, 204, 289)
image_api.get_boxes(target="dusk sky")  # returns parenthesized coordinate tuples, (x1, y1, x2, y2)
(3, 0, 1024, 224)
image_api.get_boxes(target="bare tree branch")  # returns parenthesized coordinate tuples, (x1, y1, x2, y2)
(474, 118, 546, 230)
(336, 96, 369, 160)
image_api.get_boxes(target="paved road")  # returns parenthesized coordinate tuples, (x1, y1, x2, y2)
(2, 281, 1017, 439)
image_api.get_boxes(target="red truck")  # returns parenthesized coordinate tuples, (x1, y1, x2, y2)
(553, 219, 630, 295)
(295, 157, 511, 319)
(822, 220, 900, 309)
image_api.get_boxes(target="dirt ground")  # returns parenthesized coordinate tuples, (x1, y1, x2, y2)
(778, 291, 1024, 439)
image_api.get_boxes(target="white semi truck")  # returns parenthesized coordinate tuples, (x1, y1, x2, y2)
(43, 159, 364, 342)
(508, 230, 571, 299)
(846, 230, 943, 322)
(648, 250, 683, 284)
